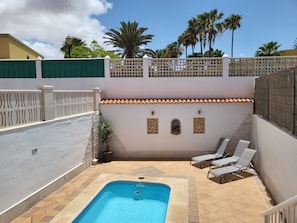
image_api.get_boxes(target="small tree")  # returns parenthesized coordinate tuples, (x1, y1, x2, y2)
(98, 121, 112, 152)
(90, 40, 120, 58)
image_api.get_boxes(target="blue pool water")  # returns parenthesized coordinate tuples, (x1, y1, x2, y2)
(72, 180, 171, 223)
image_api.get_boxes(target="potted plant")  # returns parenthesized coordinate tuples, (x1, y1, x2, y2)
(98, 120, 113, 162)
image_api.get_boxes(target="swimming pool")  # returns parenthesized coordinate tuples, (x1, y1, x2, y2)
(72, 181, 170, 223)
(49, 174, 188, 223)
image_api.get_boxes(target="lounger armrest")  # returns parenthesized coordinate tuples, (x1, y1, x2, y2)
(223, 153, 232, 158)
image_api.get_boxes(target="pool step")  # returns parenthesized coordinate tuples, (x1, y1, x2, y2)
(135, 183, 145, 188)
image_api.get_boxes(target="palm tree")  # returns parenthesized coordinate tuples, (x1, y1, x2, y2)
(178, 28, 196, 57)
(155, 42, 183, 58)
(187, 18, 199, 54)
(104, 21, 154, 58)
(165, 42, 183, 58)
(204, 9, 225, 57)
(155, 49, 167, 58)
(255, 41, 281, 56)
(178, 31, 189, 57)
(210, 49, 224, 57)
(179, 17, 201, 57)
(196, 13, 208, 56)
(224, 14, 242, 57)
(179, 9, 225, 58)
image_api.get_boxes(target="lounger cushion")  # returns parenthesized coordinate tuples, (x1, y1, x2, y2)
(209, 166, 239, 177)
(211, 156, 239, 167)
(192, 153, 221, 163)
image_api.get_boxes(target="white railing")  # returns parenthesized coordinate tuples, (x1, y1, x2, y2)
(107, 56, 297, 78)
(0, 87, 101, 129)
(148, 58, 223, 77)
(263, 195, 297, 223)
(229, 56, 297, 76)
(54, 90, 94, 118)
(0, 90, 43, 128)
(109, 58, 143, 77)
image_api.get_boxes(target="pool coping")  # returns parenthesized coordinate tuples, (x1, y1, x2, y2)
(49, 173, 188, 223)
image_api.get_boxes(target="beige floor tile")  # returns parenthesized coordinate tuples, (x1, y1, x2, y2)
(11, 161, 272, 223)
(10, 217, 31, 223)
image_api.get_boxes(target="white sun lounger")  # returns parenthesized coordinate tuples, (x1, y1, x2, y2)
(191, 138, 230, 167)
(210, 139, 250, 168)
(207, 148, 257, 183)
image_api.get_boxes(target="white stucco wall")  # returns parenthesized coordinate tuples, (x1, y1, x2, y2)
(253, 115, 297, 203)
(99, 76, 256, 99)
(100, 103, 253, 158)
(0, 76, 256, 99)
(0, 114, 93, 213)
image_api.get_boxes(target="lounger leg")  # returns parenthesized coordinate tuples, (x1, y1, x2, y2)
(207, 170, 210, 179)
(222, 175, 227, 183)
(200, 162, 204, 168)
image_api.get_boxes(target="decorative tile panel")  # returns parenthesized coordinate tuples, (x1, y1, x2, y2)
(147, 118, 158, 134)
(193, 117, 205, 134)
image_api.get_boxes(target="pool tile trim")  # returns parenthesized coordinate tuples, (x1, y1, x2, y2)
(49, 173, 188, 223)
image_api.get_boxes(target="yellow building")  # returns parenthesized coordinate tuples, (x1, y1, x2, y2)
(0, 34, 43, 59)
(280, 49, 297, 56)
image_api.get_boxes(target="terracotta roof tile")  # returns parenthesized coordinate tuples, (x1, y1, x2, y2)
(100, 98, 254, 105)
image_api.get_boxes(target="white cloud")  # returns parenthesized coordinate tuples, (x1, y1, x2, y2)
(0, 0, 113, 58)
(22, 40, 63, 59)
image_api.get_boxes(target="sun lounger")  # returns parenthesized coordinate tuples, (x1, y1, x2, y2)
(191, 138, 230, 167)
(207, 148, 257, 183)
(210, 139, 250, 168)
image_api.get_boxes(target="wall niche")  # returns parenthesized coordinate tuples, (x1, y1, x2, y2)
(171, 119, 181, 135)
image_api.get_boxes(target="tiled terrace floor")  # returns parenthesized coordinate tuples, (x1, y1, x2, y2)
(12, 161, 273, 223)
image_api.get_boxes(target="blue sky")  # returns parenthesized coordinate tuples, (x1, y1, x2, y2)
(98, 0, 297, 57)
(0, 0, 296, 58)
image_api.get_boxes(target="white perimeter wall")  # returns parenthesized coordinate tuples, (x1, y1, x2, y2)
(0, 76, 256, 99)
(99, 76, 256, 99)
(253, 115, 297, 203)
(0, 114, 93, 214)
(100, 102, 253, 158)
